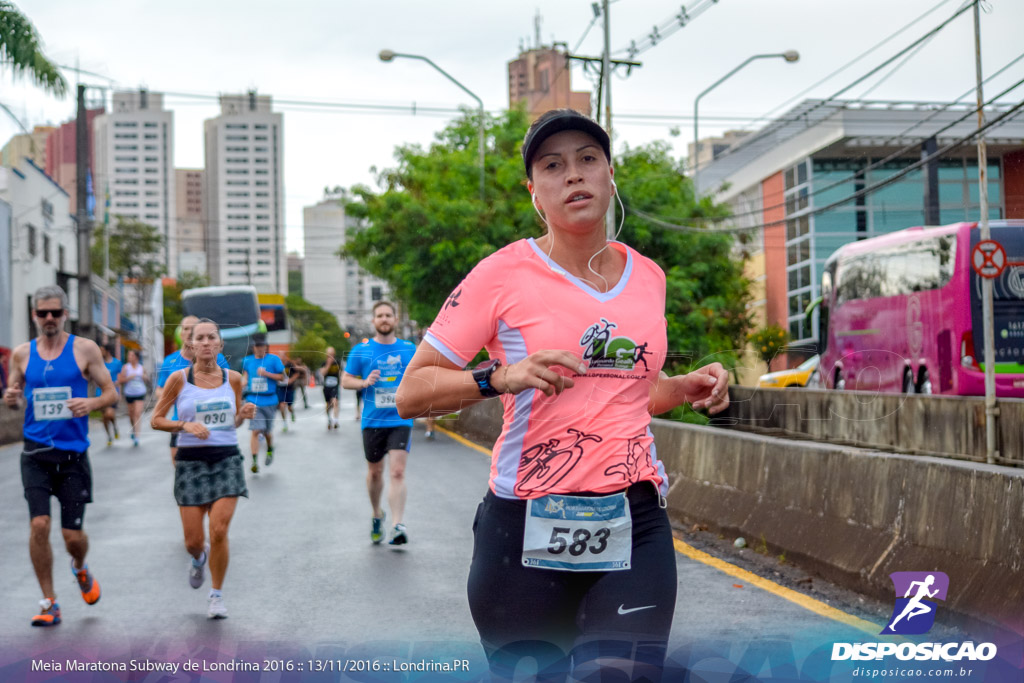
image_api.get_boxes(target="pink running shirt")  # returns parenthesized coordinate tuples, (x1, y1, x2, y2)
(425, 238, 669, 500)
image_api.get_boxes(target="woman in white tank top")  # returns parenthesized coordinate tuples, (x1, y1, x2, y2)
(150, 319, 255, 620)
(118, 350, 148, 446)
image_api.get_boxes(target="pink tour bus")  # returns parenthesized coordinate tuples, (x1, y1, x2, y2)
(818, 220, 1024, 396)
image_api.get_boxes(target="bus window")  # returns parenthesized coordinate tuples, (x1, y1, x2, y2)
(182, 286, 261, 371)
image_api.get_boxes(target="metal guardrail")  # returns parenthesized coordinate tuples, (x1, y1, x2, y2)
(720, 386, 1024, 467)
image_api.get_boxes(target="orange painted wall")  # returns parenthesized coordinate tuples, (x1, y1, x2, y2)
(1004, 150, 1024, 219)
(761, 171, 789, 370)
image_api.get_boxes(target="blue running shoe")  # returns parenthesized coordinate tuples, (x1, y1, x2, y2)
(371, 512, 386, 544)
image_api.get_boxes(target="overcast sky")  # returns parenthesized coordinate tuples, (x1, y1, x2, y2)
(2, 0, 1022, 256)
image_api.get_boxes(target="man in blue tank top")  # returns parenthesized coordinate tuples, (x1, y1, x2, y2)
(2, 285, 118, 627)
(343, 301, 416, 546)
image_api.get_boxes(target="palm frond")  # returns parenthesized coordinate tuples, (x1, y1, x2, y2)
(0, 1, 68, 97)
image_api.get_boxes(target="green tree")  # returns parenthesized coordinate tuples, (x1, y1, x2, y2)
(0, 2, 67, 96)
(162, 270, 210, 346)
(343, 108, 539, 327)
(286, 294, 349, 358)
(290, 328, 327, 369)
(288, 268, 303, 297)
(344, 110, 751, 371)
(748, 324, 790, 366)
(91, 217, 166, 282)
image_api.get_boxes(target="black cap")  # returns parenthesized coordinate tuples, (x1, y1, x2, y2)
(252, 333, 268, 345)
(522, 109, 611, 178)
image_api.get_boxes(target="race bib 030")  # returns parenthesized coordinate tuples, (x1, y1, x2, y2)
(195, 399, 233, 431)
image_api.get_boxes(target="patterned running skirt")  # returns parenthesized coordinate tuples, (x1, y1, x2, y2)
(173, 452, 249, 507)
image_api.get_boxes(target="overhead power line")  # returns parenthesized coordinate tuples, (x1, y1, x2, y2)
(709, 0, 976, 169)
(750, 0, 961, 127)
(631, 98, 1024, 236)
(689, 73, 1024, 225)
(614, 0, 722, 58)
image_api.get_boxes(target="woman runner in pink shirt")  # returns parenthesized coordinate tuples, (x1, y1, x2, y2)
(397, 109, 730, 681)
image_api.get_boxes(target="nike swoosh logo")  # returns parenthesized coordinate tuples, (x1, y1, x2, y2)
(618, 604, 656, 615)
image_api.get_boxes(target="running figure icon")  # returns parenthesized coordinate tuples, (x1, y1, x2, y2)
(887, 574, 940, 631)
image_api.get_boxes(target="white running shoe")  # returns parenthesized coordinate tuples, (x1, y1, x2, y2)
(189, 544, 209, 589)
(207, 594, 228, 619)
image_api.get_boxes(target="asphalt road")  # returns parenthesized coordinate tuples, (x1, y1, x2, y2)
(0, 390, 941, 680)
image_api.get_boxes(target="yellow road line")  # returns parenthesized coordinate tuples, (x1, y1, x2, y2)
(436, 424, 882, 637)
(435, 424, 492, 457)
(673, 537, 882, 637)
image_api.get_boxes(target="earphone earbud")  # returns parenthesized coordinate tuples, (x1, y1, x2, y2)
(532, 193, 539, 207)
(611, 180, 617, 193)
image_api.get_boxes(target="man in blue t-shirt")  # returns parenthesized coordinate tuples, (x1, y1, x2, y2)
(156, 316, 230, 461)
(343, 301, 416, 546)
(241, 333, 285, 473)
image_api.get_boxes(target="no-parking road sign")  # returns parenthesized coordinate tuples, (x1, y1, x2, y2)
(972, 240, 1007, 279)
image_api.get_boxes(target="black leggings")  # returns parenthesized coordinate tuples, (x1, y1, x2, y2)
(467, 483, 677, 681)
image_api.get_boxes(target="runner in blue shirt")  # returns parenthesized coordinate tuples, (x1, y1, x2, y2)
(98, 344, 123, 446)
(157, 316, 230, 462)
(342, 301, 416, 546)
(240, 333, 284, 473)
(3, 285, 117, 626)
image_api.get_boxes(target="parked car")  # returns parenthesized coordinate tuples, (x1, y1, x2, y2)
(758, 355, 820, 388)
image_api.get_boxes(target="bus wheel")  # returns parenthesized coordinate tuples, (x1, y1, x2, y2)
(902, 370, 914, 394)
(917, 369, 932, 395)
(835, 372, 846, 390)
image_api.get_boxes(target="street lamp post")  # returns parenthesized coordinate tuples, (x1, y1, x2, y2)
(379, 49, 485, 200)
(693, 51, 799, 194)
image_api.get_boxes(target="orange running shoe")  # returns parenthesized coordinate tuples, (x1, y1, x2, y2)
(72, 561, 101, 604)
(31, 598, 61, 627)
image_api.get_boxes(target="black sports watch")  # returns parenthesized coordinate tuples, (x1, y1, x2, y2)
(472, 359, 502, 398)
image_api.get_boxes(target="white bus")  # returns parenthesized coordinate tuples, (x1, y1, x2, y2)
(181, 285, 261, 371)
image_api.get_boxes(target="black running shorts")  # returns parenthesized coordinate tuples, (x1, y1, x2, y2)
(467, 481, 677, 680)
(21, 440, 93, 530)
(361, 426, 411, 463)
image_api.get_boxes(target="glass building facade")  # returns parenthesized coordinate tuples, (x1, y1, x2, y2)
(784, 157, 1004, 343)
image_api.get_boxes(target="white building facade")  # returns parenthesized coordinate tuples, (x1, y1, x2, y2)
(302, 198, 391, 339)
(0, 160, 78, 345)
(93, 90, 177, 276)
(204, 93, 286, 294)
(175, 168, 206, 274)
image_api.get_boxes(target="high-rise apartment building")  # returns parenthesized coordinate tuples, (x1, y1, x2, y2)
(204, 92, 285, 293)
(508, 46, 591, 120)
(175, 168, 205, 274)
(303, 197, 391, 338)
(93, 90, 177, 275)
(45, 109, 102, 214)
(1, 126, 55, 169)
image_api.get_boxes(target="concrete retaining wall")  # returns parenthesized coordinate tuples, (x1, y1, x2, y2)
(445, 402, 1024, 634)
(724, 386, 1024, 466)
(0, 406, 22, 446)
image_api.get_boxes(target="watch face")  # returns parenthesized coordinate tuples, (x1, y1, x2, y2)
(476, 359, 499, 371)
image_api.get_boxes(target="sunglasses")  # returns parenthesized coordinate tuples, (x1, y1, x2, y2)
(35, 309, 65, 319)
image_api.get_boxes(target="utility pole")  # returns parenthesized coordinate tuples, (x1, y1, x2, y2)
(75, 84, 93, 339)
(602, 0, 615, 239)
(974, 0, 997, 464)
